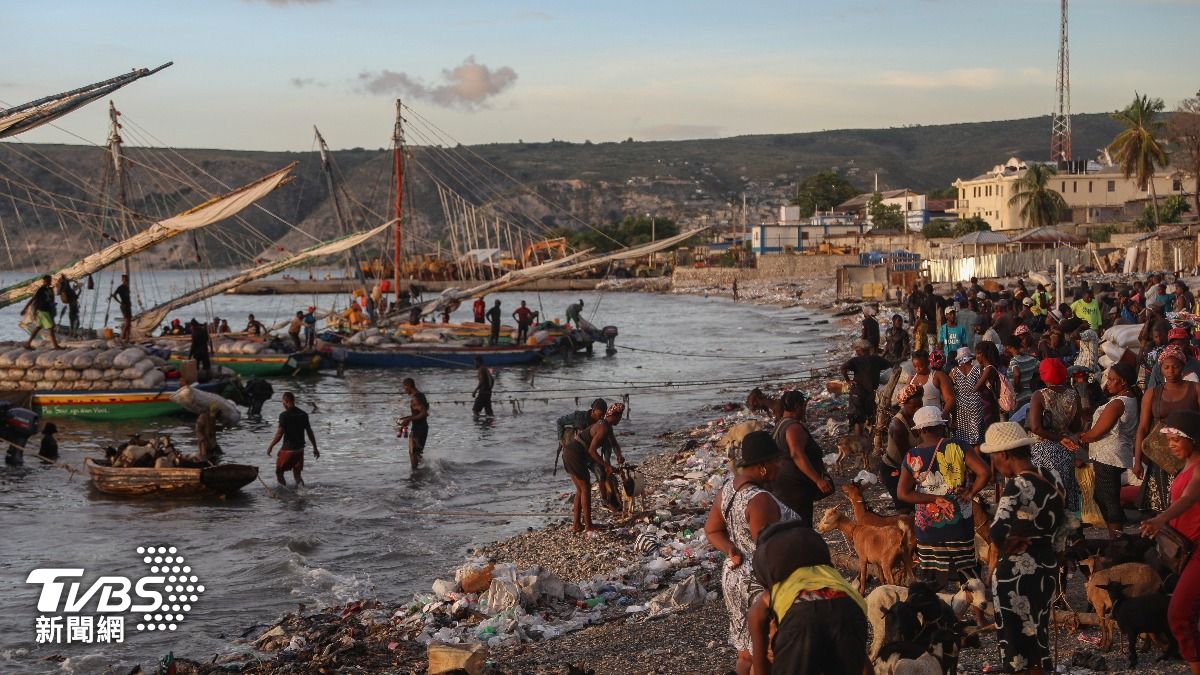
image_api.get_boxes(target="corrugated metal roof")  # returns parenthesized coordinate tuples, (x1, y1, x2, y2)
(1007, 226, 1087, 245)
(951, 230, 1010, 245)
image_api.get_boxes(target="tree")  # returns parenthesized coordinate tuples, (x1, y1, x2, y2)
(1007, 162, 1067, 228)
(866, 192, 905, 231)
(951, 215, 990, 237)
(1108, 93, 1170, 225)
(922, 218, 955, 238)
(1170, 90, 1200, 217)
(1135, 194, 1193, 230)
(789, 170, 859, 217)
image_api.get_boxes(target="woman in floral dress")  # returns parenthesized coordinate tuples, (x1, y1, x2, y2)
(1029, 358, 1082, 512)
(950, 346, 985, 448)
(898, 405, 991, 585)
(982, 422, 1066, 675)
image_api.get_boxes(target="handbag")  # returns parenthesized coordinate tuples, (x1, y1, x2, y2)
(1145, 421, 1186, 475)
(1155, 524, 1198, 575)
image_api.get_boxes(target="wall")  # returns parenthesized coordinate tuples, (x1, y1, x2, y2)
(670, 253, 860, 287)
(923, 248, 1092, 283)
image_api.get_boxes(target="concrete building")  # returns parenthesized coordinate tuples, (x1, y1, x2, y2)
(952, 157, 1193, 231)
(752, 206, 865, 253)
(837, 189, 929, 231)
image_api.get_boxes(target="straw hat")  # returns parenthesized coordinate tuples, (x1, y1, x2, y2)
(980, 421, 1032, 454)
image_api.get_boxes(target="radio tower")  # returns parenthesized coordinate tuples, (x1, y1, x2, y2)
(1049, 0, 1071, 163)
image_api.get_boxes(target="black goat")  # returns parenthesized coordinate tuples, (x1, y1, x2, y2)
(1097, 580, 1180, 668)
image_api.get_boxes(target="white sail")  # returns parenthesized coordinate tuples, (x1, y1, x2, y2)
(132, 219, 395, 335)
(0, 163, 297, 309)
(0, 64, 172, 139)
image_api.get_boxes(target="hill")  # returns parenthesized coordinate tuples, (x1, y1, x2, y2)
(0, 112, 1123, 269)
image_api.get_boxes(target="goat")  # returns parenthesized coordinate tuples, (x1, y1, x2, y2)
(841, 482, 915, 580)
(745, 388, 783, 422)
(836, 431, 873, 472)
(1085, 562, 1163, 651)
(875, 584, 964, 675)
(716, 420, 765, 468)
(867, 581, 992, 659)
(1097, 580, 1180, 668)
(816, 506, 907, 593)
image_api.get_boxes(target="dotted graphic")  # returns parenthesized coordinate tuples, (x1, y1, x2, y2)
(134, 546, 203, 632)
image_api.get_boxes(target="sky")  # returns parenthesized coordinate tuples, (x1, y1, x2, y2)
(2, 0, 1199, 151)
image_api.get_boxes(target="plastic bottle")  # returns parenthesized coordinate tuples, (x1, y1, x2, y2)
(585, 597, 604, 608)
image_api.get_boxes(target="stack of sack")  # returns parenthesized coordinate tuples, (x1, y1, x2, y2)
(0, 343, 167, 391)
(1099, 324, 1142, 370)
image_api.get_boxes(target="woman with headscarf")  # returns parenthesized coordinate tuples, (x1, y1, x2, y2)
(950, 346, 985, 449)
(1139, 411, 1200, 674)
(1037, 327, 1066, 361)
(898, 349, 955, 414)
(706, 431, 798, 675)
(771, 391, 832, 525)
(562, 402, 625, 533)
(982, 422, 1067, 674)
(1029, 358, 1083, 513)
(1135, 345, 1200, 511)
(1077, 363, 1141, 537)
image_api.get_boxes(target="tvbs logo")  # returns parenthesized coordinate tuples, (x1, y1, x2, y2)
(25, 546, 204, 645)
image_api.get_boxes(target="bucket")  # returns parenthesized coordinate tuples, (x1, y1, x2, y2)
(102, 327, 114, 340)
(179, 359, 198, 384)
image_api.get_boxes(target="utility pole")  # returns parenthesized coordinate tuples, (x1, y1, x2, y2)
(1050, 0, 1071, 163)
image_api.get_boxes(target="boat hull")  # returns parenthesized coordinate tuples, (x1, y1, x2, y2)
(85, 458, 258, 496)
(323, 344, 546, 369)
(33, 381, 229, 421)
(166, 353, 318, 377)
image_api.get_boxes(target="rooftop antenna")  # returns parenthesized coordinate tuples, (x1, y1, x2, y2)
(1049, 0, 1071, 163)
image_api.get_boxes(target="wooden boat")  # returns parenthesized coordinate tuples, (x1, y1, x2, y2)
(33, 380, 231, 421)
(85, 457, 259, 496)
(163, 352, 322, 377)
(321, 342, 548, 369)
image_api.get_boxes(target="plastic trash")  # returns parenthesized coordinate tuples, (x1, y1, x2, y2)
(853, 470, 878, 485)
(647, 575, 706, 617)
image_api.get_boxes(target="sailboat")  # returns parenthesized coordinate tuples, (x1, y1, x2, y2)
(0, 68, 302, 419)
(132, 220, 395, 376)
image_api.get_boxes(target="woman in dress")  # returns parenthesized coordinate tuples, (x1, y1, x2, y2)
(950, 346, 985, 449)
(1037, 328, 1066, 361)
(770, 390, 832, 525)
(1029, 358, 1083, 513)
(983, 422, 1066, 675)
(1135, 345, 1200, 511)
(975, 340, 1003, 429)
(898, 349, 955, 414)
(706, 431, 797, 675)
(898, 405, 991, 586)
(1077, 363, 1140, 537)
(1140, 411, 1200, 675)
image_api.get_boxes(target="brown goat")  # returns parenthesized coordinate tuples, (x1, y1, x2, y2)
(745, 387, 783, 422)
(816, 506, 908, 593)
(835, 432, 873, 472)
(841, 481, 915, 584)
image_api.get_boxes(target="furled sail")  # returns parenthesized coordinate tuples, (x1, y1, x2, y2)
(0, 63, 173, 139)
(132, 219, 395, 335)
(420, 248, 594, 317)
(0, 163, 297, 309)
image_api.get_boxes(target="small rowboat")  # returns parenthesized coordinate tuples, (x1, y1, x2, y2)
(85, 458, 259, 497)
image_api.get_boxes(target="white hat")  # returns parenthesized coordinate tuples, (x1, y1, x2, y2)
(980, 421, 1033, 454)
(956, 346, 973, 364)
(976, 292, 987, 299)
(944, 306, 957, 316)
(912, 406, 949, 430)
(1022, 297, 1034, 306)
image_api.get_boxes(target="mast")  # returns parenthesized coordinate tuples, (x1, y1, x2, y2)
(107, 101, 132, 279)
(392, 99, 404, 305)
(315, 126, 372, 321)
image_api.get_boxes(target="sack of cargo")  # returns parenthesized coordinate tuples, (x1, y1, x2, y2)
(35, 380, 53, 390)
(215, 341, 234, 354)
(0, 348, 25, 367)
(170, 384, 241, 424)
(365, 335, 387, 346)
(103, 368, 121, 379)
(59, 379, 81, 391)
(147, 355, 167, 367)
(55, 349, 84, 368)
(113, 347, 145, 369)
(71, 349, 99, 369)
(35, 351, 62, 368)
(82, 368, 105, 381)
(15, 351, 37, 368)
(43, 369, 63, 382)
(131, 359, 156, 376)
(5, 369, 25, 382)
(0, 381, 18, 391)
(140, 370, 166, 389)
(93, 349, 120, 369)
(27, 368, 44, 381)
(1102, 324, 1143, 350)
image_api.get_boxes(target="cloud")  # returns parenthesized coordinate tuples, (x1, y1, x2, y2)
(290, 77, 324, 88)
(875, 68, 1003, 90)
(245, 0, 329, 6)
(637, 123, 722, 141)
(357, 56, 517, 110)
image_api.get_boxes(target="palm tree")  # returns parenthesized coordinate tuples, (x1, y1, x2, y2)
(1008, 163, 1067, 228)
(1108, 93, 1170, 225)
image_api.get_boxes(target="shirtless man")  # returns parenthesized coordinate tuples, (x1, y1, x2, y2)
(397, 378, 430, 470)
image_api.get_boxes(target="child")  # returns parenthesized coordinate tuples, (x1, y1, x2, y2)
(38, 422, 58, 460)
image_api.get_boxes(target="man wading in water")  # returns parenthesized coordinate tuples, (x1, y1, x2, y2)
(472, 356, 494, 417)
(397, 378, 430, 470)
(267, 392, 319, 486)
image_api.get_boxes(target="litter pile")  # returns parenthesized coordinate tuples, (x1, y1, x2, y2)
(0, 342, 169, 391)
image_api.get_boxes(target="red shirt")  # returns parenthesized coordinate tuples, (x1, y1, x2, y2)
(1170, 463, 1200, 541)
(472, 299, 485, 321)
(514, 306, 534, 326)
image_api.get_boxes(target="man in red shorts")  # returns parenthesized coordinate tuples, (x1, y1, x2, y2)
(267, 392, 319, 486)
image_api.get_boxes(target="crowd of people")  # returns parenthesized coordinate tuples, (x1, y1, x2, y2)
(707, 273, 1200, 675)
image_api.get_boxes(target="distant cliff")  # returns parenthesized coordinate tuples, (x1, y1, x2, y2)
(0, 112, 1122, 269)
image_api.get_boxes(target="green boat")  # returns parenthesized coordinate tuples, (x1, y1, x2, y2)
(165, 352, 322, 377)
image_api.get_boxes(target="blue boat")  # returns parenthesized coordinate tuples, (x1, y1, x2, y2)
(320, 343, 548, 369)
